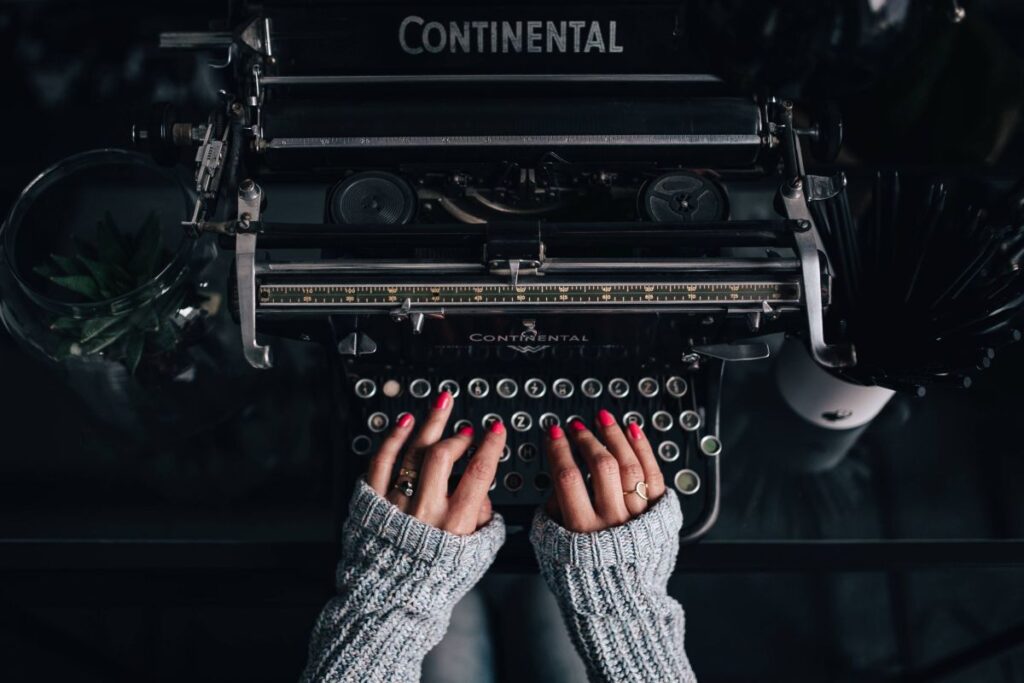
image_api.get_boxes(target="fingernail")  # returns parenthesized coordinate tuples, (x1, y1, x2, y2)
(458, 425, 474, 437)
(397, 413, 413, 428)
(597, 409, 615, 427)
(549, 424, 564, 440)
(434, 391, 452, 410)
(628, 422, 643, 440)
(569, 419, 586, 432)
(489, 420, 505, 434)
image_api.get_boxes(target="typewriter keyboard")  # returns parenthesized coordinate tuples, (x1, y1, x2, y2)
(343, 373, 717, 510)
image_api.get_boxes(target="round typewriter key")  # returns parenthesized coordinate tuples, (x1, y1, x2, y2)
(538, 413, 560, 431)
(674, 469, 701, 495)
(534, 472, 552, 491)
(517, 443, 538, 462)
(657, 441, 681, 462)
(350, 435, 372, 456)
(503, 472, 524, 492)
(608, 378, 630, 398)
(566, 415, 583, 428)
(490, 477, 497, 492)
(437, 379, 461, 398)
(581, 377, 603, 398)
(622, 411, 645, 428)
(409, 378, 432, 399)
(496, 378, 519, 399)
(524, 378, 547, 399)
(367, 412, 390, 433)
(679, 410, 702, 432)
(638, 377, 660, 398)
(467, 377, 490, 399)
(700, 435, 723, 457)
(510, 411, 533, 432)
(665, 376, 689, 398)
(354, 379, 377, 399)
(552, 378, 575, 399)
(651, 410, 674, 432)
(453, 419, 473, 435)
(482, 413, 503, 430)
(499, 445, 512, 462)
(382, 379, 402, 398)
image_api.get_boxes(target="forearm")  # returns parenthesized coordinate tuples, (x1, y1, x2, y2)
(530, 491, 696, 683)
(301, 479, 505, 683)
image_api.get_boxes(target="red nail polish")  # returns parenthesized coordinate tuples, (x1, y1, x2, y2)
(489, 420, 505, 434)
(628, 422, 643, 440)
(458, 425, 474, 437)
(569, 419, 586, 432)
(434, 391, 452, 410)
(397, 413, 413, 428)
(597, 409, 615, 427)
(549, 424, 564, 440)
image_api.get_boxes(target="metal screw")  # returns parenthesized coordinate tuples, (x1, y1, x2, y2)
(231, 102, 244, 116)
(795, 219, 811, 232)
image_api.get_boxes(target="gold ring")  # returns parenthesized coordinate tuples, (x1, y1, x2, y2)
(623, 481, 649, 501)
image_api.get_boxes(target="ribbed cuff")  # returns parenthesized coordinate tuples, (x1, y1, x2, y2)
(346, 478, 506, 570)
(529, 490, 683, 569)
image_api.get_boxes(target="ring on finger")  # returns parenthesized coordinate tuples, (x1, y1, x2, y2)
(398, 467, 419, 479)
(393, 479, 416, 497)
(623, 480, 649, 501)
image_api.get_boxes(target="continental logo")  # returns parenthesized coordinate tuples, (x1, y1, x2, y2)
(399, 16, 624, 55)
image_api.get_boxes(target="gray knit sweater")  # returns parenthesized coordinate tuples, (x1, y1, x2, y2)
(300, 480, 695, 682)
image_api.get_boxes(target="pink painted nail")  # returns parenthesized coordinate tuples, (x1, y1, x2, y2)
(458, 425, 474, 437)
(489, 420, 505, 434)
(434, 391, 452, 410)
(628, 422, 643, 440)
(597, 409, 615, 427)
(549, 424, 564, 440)
(569, 419, 586, 432)
(397, 413, 413, 428)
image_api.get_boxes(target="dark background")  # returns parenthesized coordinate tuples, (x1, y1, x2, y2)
(1, 1, 1024, 681)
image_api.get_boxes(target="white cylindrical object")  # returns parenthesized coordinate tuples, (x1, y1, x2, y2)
(776, 341, 894, 430)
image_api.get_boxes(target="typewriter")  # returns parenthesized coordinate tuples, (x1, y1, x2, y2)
(142, 2, 861, 539)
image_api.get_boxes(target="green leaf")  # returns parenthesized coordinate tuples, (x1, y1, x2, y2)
(49, 275, 101, 300)
(50, 254, 87, 276)
(128, 212, 162, 279)
(80, 328, 129, 355)
(124, 331, 144, 374)
(49, 316, 83, 333)
(75, 255, 134, 298)
(33, 262, 58, 279)
(97, 212, 129, 267)
(80, 315, 123, 342)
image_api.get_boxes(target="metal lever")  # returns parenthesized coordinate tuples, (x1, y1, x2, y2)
(389, 298, 445, 334)
(693, 343, 771, 362)
(236, 180, 273, 369)
(780, 181, 856, 368)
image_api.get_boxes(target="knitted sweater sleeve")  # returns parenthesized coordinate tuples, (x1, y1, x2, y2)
(529, 490, 696, 683)
(300, 478, 505, 683)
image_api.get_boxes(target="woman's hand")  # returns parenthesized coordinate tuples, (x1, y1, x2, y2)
(544, 409, 667, 533)
(365, 391, 507, 535)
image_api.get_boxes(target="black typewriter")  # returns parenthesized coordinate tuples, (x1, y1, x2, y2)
(139, 1, 862, 538)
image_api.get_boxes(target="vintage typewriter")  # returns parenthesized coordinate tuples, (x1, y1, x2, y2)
(141, 2, 861, 541)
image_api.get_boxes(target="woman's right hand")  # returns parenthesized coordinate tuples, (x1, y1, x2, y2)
(543, 409, 667, 533)
(364, 391, 507, 536)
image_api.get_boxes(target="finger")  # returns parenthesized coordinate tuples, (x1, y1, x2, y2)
(625, 421, 666, 501)
(411, 427, 475, 521)
(368, 412, 415, 494)
(449, 420, 506, 533)
(399, 390, 455, 472)
(573, 413, 629, 525)
(545, 424, 597, 532)
(595, 409, 648, 516)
